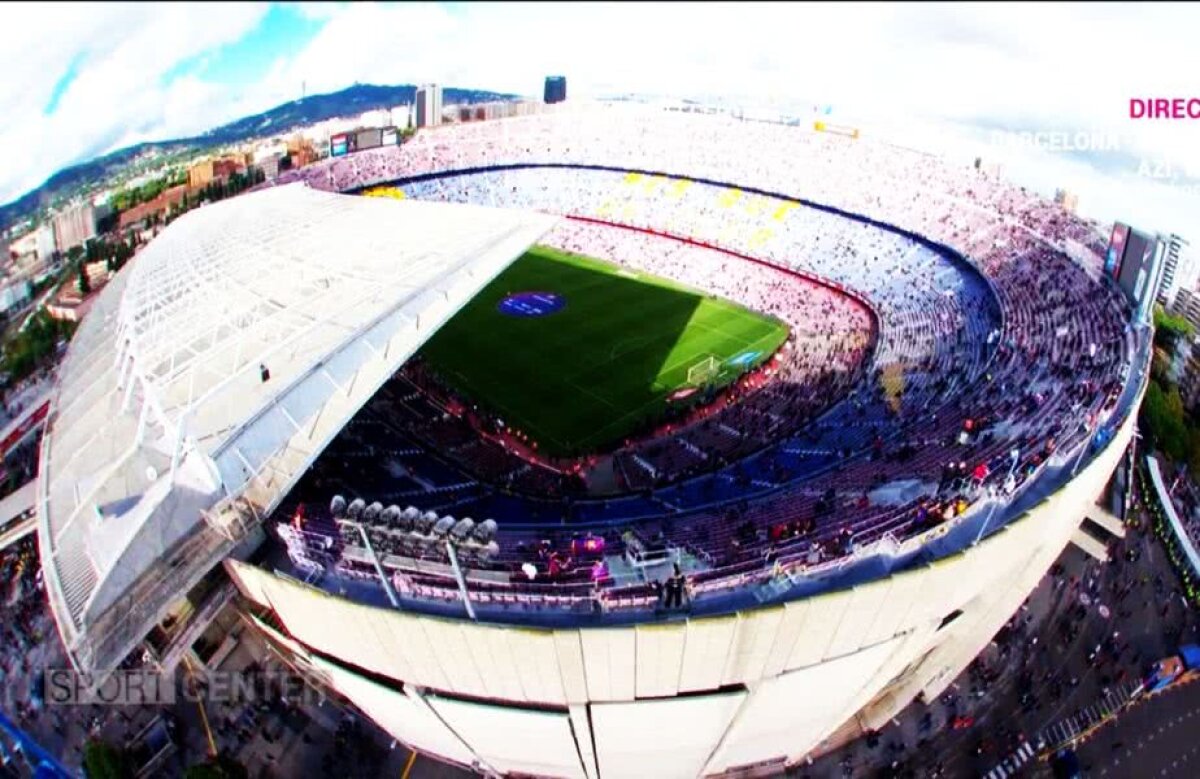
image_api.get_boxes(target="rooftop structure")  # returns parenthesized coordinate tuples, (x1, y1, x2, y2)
(37, 183, 557, 670)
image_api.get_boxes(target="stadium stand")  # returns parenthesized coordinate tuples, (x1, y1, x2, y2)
(262, 107, 1135, 619)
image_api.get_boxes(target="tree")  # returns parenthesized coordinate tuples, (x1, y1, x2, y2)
(82, 738, 133, 779)
(76, 262, 91, 296)
(184, 755, 248, 779)
(1141, 379, 1192, 462)
(1154, 304, 1193, 352)
(1152, 347, 1172, 384)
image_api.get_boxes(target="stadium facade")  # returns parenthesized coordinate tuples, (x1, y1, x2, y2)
(38, 106, 1149, 777)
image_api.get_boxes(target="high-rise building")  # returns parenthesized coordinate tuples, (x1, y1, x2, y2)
(1171, 286, 1200, 331)
(35, 224, 56, 262)
(415, 84, 443, 128)
(544, 75, 567, 104)
(1156, 233, 1195, 308)
(52, 201, 98, 254)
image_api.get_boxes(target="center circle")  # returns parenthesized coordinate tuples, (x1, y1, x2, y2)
(497, 291, 567, 318)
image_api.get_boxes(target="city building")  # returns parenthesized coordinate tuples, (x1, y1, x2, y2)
(52, 201, 98, 254)
(45, 296, 96, 324)
(1054, 188, 1079, 213)
(544, 75, 568, 104)
(187, 160, 214, 189)
(1173, 338, 1200, 411)
(255, 155, 281, 181)
(284, 135, 318, 169)
(441, 100, 554, 125)
(7, 224, 56, 265)
(415, 84, 443, 128)
(1168, 288, 1200, 411)
(1171, 286, 1200, 332)
(35, 223, 55, 262)
(1156, 233, 1195, 308)
(0, 280, 32, 318)
(187, 158, 243, 189)
(46, 262, 106, 323)
(8, 232, 34, 261)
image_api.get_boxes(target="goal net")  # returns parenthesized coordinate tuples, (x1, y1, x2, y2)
(686, 355, 720, 386)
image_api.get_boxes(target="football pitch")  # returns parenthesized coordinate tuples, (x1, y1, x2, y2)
(417, 246, 789, 457)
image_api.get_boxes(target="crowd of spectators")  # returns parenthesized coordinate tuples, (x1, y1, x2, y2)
(0, 536, 52, 718)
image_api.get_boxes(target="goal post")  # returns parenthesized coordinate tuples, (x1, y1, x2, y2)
(686, 355, 720, 387)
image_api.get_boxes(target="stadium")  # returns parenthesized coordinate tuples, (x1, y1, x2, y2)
(38, 106, 1150, 778)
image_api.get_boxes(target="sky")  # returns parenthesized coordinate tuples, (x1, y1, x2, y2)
(1, 1, 1199, 238)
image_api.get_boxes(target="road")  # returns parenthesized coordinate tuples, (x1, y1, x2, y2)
(1073, 680, 1200, 779)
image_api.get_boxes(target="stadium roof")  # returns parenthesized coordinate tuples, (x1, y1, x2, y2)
(36, 183, 557, 669)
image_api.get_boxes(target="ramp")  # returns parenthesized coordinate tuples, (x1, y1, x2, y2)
(1086, 507, 1126, 539)
(1071, 528, 1109, 562)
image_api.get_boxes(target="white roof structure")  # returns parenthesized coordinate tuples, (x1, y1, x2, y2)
(36, 183, 557, 670)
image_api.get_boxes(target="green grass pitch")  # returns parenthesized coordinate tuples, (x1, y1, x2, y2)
(416, 245, 790, 457)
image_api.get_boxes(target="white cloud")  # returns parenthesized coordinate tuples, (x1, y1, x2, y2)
(0, 2, 269, 203)
(1, 1, 1198, 240)
(286, 1, 349, 22)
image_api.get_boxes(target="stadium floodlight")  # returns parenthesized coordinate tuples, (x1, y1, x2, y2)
(364, 501, 384, 523)
(381, 505, 401, 527)
(333, 510, 399, 610)
(330, 495, 347, 517)
(416, 511, 437, 534)
(433, 516, 456, 538)
(399, 506, 419, 532)
(472, 519, 498, 544)
(450, 517, 475, 543)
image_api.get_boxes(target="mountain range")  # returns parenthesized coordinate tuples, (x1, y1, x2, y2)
(0, 83, 518, 232)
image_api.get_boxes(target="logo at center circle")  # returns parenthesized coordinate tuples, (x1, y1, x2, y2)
(497, 292, 567, 318)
